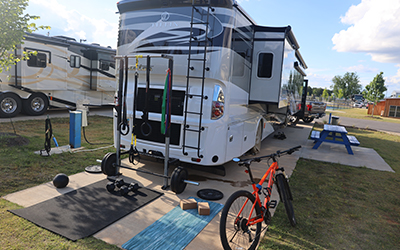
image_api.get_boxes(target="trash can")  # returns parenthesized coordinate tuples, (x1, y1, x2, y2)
(331, 116, 339, 125)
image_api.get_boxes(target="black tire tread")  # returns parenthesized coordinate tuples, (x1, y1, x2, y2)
(220, 190, 262, 250)
(275, 173, 296, 226)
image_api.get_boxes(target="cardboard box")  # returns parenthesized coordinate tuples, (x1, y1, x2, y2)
(198, 202, 210, 215)
(180, 198, 197, 210)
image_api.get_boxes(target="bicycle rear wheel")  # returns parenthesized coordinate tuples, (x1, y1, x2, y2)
(275, 173, 296, 226)
(220, 190, 262, 250)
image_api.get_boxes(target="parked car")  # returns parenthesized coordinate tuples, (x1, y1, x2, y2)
(353, 102, 364, 108)
(301, 101, 326, 123)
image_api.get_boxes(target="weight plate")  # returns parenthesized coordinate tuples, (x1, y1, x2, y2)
(101, 152, 117, 176)
(197, 189, 224, 201)
(170, 166, 188, 194)
(85, 165, 102, 173)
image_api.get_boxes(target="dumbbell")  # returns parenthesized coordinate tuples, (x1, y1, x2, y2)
(106, 179, 126, 192)
(106, 181, 116, 192)
(120, 182, 139, 195)
(115, 178, 126, 188)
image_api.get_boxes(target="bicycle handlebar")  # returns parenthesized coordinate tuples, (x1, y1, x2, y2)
(235, 145, 301, 166)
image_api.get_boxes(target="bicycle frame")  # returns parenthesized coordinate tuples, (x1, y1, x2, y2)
(220, 145, 300, 250)
(239, 160, 281, 227)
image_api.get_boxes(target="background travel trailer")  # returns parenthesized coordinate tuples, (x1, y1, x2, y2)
(0, 33, 116, 118)
(112, 0, 308, 166)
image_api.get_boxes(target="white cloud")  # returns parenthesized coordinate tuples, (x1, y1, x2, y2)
(306, 69, 334, 89)
(29, 0, 118, 48)
(345, 64, 379, 73)
(332, 0, 400, 63)
(386, 65, 400, 90)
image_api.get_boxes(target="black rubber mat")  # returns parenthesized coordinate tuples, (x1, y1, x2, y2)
(9, 177, 162, 241)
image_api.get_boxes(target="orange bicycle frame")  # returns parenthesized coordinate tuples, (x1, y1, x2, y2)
(237, 162, 279, 226)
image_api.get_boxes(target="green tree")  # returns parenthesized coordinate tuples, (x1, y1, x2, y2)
(0, 0, 50, 73)
(322, 88, 329, 100)
(331, 72, 362, 100)
(337, 89, 344, 99)
(307, 86, 313, 96)
(312, 87, 324, 97)
(364, 72, 387, 117)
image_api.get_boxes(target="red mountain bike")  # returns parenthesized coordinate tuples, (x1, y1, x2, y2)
(219, 145, 301, 250)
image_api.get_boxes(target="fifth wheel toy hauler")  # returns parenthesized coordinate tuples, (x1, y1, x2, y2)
(114, 0, 308, 166)
(0, 33, 116, 118)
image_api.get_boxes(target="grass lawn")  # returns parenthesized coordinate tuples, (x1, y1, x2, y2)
(0, 115, 399, 249)
(0, 116, 119, 249)
(259, 124, 400, 249)
(326, 107, 400, 124)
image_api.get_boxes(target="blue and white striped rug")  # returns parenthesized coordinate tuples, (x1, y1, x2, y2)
(122, 197, 223, 250)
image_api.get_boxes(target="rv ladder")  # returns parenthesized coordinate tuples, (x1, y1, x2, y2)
(182, 1, 214, 159)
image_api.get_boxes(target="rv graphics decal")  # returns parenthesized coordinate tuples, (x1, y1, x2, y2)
(119, 9, 228, 54)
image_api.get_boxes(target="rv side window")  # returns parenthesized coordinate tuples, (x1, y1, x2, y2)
(70, 55, 81, 68)
(100, 61, 110, 71)
(257, 53, 273, 78)
(27, 53, 47, 68)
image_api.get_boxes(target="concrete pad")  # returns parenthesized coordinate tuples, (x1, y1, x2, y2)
(34, 145, 73, 156)
(93, 123, 314, 249)
(301, 139, 394, 172)
(3, 172, 104, 207)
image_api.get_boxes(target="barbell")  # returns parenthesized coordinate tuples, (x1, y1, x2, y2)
(100, 152, 198, 194)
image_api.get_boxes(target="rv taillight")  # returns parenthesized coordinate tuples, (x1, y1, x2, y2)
(211, 85, 224, 120)
(191, 158, 201, 163)
(307, 104, 312, 111)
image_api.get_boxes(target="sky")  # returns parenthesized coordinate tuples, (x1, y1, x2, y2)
(26, 0, 400, 97)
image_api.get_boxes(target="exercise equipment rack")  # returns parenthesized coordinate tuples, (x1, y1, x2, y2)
(101, 54, 199, 194)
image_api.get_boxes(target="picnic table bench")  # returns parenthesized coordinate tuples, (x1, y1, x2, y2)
(310, 124, 360, 155)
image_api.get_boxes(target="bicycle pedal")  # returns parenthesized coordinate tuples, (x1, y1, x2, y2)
(269, 200, 277, 209)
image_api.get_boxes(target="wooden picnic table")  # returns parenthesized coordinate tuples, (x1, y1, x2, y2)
(311, 124, 360, 155)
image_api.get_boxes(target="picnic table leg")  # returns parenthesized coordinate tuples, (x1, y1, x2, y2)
(341, 133, 354, 155)
(312, 131, 330, 149)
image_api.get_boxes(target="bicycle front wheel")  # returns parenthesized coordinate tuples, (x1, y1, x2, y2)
(220, 190, 262, 250)
(275, 173, 296, 226)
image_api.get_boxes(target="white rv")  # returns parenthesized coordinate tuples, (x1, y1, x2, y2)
(114, 0, 307, 166)
(0, 33, 116, 118)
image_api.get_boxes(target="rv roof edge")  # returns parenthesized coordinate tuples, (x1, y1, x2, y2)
(24, 32, 115, 52)
(117, 0, 235, 14)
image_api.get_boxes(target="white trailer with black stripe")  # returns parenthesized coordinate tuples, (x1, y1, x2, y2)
(0, 33, 116, 117)
(113, 0, 308, 167)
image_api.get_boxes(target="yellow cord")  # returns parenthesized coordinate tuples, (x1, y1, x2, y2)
(135, 55, 143, 70)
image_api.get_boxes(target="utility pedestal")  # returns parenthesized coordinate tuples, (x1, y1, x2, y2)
(69, 111, 82, 148)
